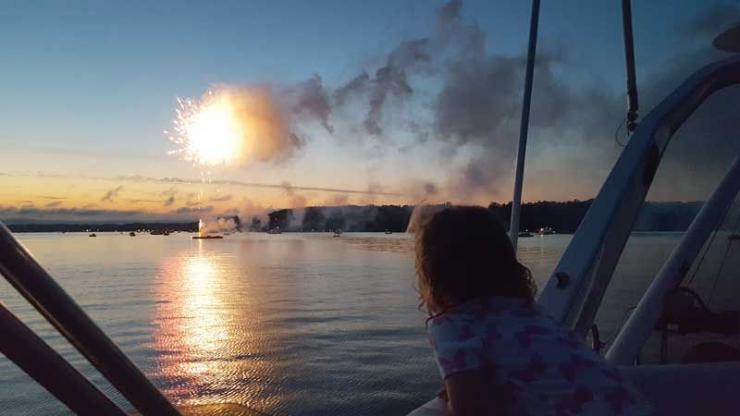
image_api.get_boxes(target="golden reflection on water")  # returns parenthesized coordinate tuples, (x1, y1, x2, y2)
(152, 241, 274, 411)
(180, 254, 228, 356)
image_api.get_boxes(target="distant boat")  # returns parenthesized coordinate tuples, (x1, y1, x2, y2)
(384, 230, 393, 234)
(518, 230, 534, 238)
(538, 227, 555, 235)
(333, 229, 343, 237)
(129, 232, 136, 237)
(267, 227, 282, 234)
(192, 235, 223, 240)
(88, 233, 96, 238)
(150, 230, 170, 236)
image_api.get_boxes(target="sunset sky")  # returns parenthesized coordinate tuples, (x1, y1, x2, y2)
(1, 0, 739, 223)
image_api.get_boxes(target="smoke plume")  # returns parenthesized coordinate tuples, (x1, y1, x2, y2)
(176, 0, 740, 204)
(199, 215, 242, 235)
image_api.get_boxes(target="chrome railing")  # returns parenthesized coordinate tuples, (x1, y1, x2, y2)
(0, 302, 127, 415)
(0, 224, 180, 415)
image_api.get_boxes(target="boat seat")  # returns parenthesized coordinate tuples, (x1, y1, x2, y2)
(682, 341, 740, 363)
(657, 287, 740, 335)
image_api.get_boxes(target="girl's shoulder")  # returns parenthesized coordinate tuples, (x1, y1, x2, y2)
(428, 296, 555, 334)
(428, 296, 580, 353)
(427, 296, 558, 377)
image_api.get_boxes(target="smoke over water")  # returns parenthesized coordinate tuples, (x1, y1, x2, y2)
(198, 216, 242, 236)
(169, 0, 740, 206)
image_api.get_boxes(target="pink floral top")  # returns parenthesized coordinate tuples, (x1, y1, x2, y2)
(428, 296, 653, 415)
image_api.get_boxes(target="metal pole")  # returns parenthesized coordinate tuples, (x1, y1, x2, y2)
(0, 224, 181, 416)
(622, 0, 639, 131)
(607, 156, 740, 365)
(509, 0, 540, 251)
(0, 302, 127, 416)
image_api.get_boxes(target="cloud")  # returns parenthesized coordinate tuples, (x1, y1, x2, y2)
(5, 143, 165, 161)
(159, 186, 177, 197)
(0, 201, 246, 224)
(290, 75, 334, 133)
(313, 0, 577, 199)
(209, 194, 233, 202)
(280, 181, 308, 209)
(324, 194, 349, 206)
(686, 4, 740, 38)
(163, 196, 176, 206)
(280, 181, 295, 195)
(101, 185, 124, 202)
(113, 174, 402, 196)
(11, 1, 740, 209)
(185, 193, 201, 207)
(342, 0, 740, 201)
(173, 205, 214, 215)
(0, 171, 402, 197)
(0, 204, 166, 223)
(334, 38, 430, 136)
(333, 72, 370, 106)
(424, 182, 439, 196)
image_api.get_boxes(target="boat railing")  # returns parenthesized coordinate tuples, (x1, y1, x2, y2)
(0, 224, 181, 415)
(537, 55, 740, 336)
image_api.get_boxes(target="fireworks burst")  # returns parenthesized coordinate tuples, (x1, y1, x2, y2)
(167, 87, 299, 168)
(168, 90, 245, 167)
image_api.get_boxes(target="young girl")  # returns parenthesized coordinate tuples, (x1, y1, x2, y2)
(414, 205, 652, 415)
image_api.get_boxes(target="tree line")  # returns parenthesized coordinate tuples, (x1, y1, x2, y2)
(264, 200, 703, 233)
(7, 200, 703, 233)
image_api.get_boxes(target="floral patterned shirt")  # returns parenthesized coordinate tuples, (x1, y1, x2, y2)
(428, 296, 653, 415)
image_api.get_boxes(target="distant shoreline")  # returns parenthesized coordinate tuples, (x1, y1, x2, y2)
(6, 222, 198, 233)
(4, 199, 704, 234)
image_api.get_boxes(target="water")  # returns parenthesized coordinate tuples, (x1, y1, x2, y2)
(0, 232, 681, 415)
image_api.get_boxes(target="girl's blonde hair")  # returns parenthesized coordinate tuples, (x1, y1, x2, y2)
(413, 205, 536, 315)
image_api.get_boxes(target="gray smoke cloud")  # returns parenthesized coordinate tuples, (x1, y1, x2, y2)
(101, 185, 124, 203)
(623, 6, 740, 200)
(331, 38, 430, 136)
(187, 1, 740, 203)
(320, 0, 602, 200)
(199, 216, 242, 235)
(290, 75, 334, 134)
(687, 4, 740, 38)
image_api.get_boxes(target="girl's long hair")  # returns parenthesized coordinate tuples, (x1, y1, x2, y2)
(413, 205, 536, 316)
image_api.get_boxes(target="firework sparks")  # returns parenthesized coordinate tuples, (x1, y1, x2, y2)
(169, 90, 245, 166)
(167, 87, 299, 167)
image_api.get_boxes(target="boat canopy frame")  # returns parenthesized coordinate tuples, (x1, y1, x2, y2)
(606, 155, 740, 364)
(537, 55, 740, 336)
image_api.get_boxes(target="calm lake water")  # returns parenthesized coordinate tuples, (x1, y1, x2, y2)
(0, 232, 682, 415)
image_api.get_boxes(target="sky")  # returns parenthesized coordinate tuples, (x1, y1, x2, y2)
(1, 0, 739, 223)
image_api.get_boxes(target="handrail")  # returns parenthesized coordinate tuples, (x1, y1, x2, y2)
(538, 55, 740, 335)
(606, 156, 740, 364)
(0, 224, 181, 415)
(0, 302, 127, 415)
